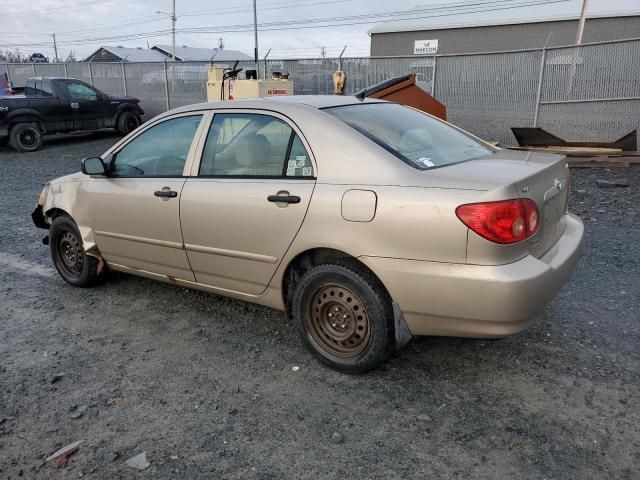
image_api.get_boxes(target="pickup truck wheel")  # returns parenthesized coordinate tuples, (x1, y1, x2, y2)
(291, 263, 393, 373)
(10, 123, 43, 152)
(117, 112, 140, 135)
(50, 216, 103, 287)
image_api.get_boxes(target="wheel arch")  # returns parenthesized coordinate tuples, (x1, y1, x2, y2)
(43, 196, 103, 260)
(7, 109, 45, 129)
(281, 247, 393, 312)
(45, 206, 72, 220)
(281, 247, 415, 350)
(113, 104, 142, 125)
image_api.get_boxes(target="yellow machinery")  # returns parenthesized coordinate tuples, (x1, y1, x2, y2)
(206, 66, 293, 101)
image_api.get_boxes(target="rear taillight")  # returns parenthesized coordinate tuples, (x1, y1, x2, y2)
(456, 199, 539, 244)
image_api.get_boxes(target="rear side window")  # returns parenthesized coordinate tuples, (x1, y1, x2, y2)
(325, 103, 493, 170)
(24, 80, 38, 96)
(41, 79, 54, 97)
(199, 113, 313, 177)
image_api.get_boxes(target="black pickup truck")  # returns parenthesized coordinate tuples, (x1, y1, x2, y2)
(0, 77, 144, 152)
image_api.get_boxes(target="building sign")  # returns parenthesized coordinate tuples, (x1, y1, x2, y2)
(414, 39, 439, 55)
(267, 89, 288, 95)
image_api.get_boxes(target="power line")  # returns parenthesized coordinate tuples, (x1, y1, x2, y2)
(7, 0, 154, 18)
(4, 0, 571, 50)
(46, 0, 570, 47)
(7, 0, 354, 37)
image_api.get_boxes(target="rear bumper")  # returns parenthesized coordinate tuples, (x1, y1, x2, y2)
(361, 213, 584, 338)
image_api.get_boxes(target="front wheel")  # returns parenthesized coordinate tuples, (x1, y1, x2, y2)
(50, 216, 103, 287)
(291, 263, 393, 373)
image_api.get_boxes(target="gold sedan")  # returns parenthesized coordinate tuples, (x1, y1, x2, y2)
(32, 96, 583, 373)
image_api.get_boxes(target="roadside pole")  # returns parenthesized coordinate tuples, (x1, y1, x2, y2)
(338, 45, 347, 71)
(568, 0, 588, 95)
(121, 62, 127, 96)
(253, 0, 259, 78)
(163, 59, 171, 110)
(263, 48, 271, 80)
(52, 34, 59, 62)
(430, 54, 437, 97)
(533, 48, 547, 127)
(576, 0, 589, 45)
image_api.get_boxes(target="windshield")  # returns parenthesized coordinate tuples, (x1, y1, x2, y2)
(325, 103, 494, 170)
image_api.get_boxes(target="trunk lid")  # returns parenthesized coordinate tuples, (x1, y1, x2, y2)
(513, 153, 569, 258)
(417, 149, 570, 259)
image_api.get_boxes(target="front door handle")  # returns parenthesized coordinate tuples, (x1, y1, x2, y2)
(154, 190, 178, 198)
(267, 194, 300, 204)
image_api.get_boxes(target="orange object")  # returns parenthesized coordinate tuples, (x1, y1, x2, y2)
(356, 74, 446, 120)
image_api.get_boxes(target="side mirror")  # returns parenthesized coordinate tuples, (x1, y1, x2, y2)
(81, 156, 107, 175)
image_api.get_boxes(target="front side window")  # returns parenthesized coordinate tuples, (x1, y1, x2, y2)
(325, 103, 494, 170)
(66, 82, 98, 101)
(111, 115, 202, 177)
(199, 113, 313, 177)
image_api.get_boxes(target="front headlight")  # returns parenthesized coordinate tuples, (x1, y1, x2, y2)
(137, 100, 144, 110)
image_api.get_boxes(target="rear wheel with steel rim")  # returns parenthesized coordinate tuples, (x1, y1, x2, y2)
(50, 216, 103, 287)
(292, 262, 393, 373)
(309, 284, 371, 358)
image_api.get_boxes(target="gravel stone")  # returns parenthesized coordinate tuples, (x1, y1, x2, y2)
(1, 136, 639, 479)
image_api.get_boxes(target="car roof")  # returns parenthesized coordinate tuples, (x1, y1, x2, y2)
(167, 95, 385, 116)
(27, 77, 80, 81)
(264, 95, 384, 108)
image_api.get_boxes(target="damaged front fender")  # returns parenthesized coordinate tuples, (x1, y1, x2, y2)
(31, 204, 49, 230)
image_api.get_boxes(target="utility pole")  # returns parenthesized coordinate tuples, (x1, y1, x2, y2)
(253, 0, 259, 78)
(52, 34, 58, 62)
(321, 46, 326, 58)
(157, 4, 177, 60)
(575, 0, 588, 45)
(172, 0, 177, 60)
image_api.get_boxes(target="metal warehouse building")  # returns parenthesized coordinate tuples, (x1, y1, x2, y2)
(369, 7, 640, 56)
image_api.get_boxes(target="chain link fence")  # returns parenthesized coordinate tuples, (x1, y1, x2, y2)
(3, 38, 639, 145)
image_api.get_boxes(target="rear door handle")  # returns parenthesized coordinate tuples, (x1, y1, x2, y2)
(267, 194, 300, 204)
(154, 190, 178, 198)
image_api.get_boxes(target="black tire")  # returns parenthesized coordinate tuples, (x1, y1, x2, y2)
(49, 216, 103, 287)
(9, 123, 43, 152)
(291, 262, 393, 373)
(117, 111, 140, 135)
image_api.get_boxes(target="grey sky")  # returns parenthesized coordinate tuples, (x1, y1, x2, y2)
(3, 0, 638, 60)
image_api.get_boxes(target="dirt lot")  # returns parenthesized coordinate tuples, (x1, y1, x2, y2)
(1, 134, 639, 479)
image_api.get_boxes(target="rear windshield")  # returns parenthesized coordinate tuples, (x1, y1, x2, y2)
(325, 103, 494, 170)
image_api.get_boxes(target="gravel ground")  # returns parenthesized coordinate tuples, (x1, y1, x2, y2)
(1, 134, 639, 480)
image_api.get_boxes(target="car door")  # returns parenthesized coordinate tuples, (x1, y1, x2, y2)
(180, 111, 316, 295)
(64, 81, 108, 130)
(85, 112, 207, 281)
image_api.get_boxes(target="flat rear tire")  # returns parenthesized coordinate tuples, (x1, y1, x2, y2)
(292, 263, 393, 373)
